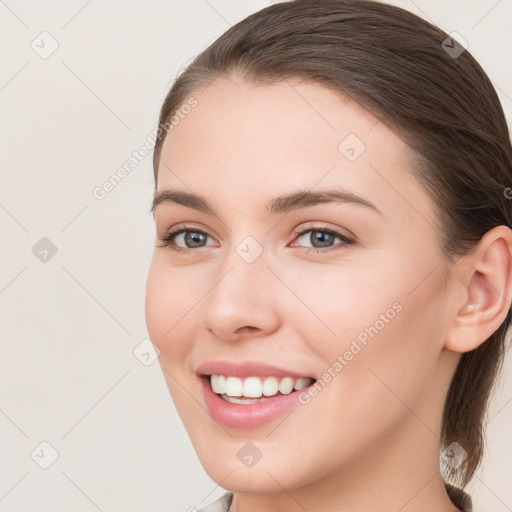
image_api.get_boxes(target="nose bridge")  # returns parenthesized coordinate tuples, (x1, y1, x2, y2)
(200, 234, 280, 339)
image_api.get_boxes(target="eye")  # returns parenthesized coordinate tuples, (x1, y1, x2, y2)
(156, 224, 354, 254)
(156, 224, 217, 253)
(289, 226, 354, 253)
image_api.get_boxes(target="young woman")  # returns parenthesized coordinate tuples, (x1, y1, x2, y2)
(145, 1, 512, 510)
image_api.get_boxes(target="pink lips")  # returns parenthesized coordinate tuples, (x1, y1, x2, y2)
(196, 360, 316, 429)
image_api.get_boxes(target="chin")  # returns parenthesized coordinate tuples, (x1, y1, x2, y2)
(202, 460, 308, 494)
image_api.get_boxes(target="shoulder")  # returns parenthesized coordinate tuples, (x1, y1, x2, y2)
(196, 492, 233, 512)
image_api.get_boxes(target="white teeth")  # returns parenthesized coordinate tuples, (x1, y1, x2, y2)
(210, 375, 222, 394)
(208, 374, 314, 398)
(222, 395, 270, 405)
(243, 376, 263, 398)
(225, 376, 243, 397)
(294, 377, 310, 391)
(262, 376, 279, 396)
(278, 377, 294, 395)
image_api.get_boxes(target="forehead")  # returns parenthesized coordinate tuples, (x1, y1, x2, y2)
(157, 76, 433, 226)
(161, 76, 382, 165)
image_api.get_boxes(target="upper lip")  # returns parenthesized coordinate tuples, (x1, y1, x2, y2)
(195, 360, 315, 380)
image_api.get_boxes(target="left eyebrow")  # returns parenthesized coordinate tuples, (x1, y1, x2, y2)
(150, 188, 383, 217)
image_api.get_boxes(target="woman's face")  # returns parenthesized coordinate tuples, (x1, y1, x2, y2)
(145, 77, 460, 493)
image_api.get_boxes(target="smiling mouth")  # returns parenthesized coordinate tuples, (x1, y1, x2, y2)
(205, 374, 316, 404)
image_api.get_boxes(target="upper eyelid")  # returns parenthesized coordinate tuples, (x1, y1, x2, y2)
(162, 223, 219, 243)
(160, 222, 353, 247)
(161, 221, 350, 238)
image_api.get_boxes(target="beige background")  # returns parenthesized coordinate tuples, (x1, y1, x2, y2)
(0, 0, 510, 511)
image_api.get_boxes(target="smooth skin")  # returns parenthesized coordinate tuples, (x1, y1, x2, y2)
(145, 75, 512, 512)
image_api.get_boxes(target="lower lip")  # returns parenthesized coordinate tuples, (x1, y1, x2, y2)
(199, 376, 313, 429)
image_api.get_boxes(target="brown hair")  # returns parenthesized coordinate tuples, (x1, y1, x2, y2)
(152, 0, 512, 489)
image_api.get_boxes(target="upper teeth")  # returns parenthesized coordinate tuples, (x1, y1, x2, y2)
(209, 375, 313, 398)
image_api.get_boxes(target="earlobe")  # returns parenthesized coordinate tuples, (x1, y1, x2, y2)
(445, 225, 512, 353)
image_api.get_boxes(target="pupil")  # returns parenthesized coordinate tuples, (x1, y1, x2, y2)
(186, 232, 205, 247)
(312, 230, 333, 248)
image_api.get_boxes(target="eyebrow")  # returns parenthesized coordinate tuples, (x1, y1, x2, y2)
(150, 187, 382, 217)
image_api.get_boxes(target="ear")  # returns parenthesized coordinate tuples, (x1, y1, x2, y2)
(445, 225, 512, 353)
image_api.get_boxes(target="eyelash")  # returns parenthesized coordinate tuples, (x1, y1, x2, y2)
(156, 223, 354, 254)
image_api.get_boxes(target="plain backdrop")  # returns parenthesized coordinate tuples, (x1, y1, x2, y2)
(0, 1, 511, 511)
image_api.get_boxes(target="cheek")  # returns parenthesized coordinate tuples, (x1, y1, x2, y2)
(290, 261, 402, 358)
(144, 261, 197, 363)
(338, 264, 447, 421)
(287, 295, 441, 475)
(311, 257, 443, 405)
(145, 264, 201, 418)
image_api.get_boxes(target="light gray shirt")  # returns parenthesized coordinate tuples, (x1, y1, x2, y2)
(196, 492, 233, 512)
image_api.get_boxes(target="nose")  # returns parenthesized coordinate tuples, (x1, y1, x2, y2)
(199, 244, 281, 343)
